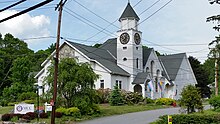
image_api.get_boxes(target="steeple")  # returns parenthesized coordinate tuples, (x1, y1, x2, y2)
(119, 2, 140, 22)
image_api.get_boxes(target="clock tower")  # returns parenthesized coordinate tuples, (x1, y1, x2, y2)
(117, 2, 143, 88)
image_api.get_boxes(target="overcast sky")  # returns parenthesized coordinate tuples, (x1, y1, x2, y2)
(0, 0, 220, 63)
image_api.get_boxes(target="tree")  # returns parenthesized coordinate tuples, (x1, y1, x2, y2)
(188, 56, 211, 98)
(0, 33, 33, 95)
(179, 85, 203, 114)
(46, 58, 99, 108)
(109, 86, 124, 106)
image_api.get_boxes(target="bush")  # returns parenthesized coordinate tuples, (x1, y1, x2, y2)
(18, 92, 37, 101)
(55, 112, 62, 118)
(25, 112, 37, 120)
(144, 97, 154, 104)
(65, 107, 81, 117)
(0, 99, 8, 106)
(39, 113, 48, 118)
(8, 102, 18, 106)
(121, 91, 143, 105)
(209, 95, 220, 110)
(109, 86, 124, 106)
(155, 98, 175, 105)
(22, 115, 31, 120)
(1, 114, 11, 121)
(22, 99, 35, 104)
(96, 88, 111, 104)
(56, 107, 67, 114)
(179, 85, 203, 113)
(153, 114, 220, 124)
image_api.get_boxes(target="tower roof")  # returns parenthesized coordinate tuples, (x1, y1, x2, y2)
(119, 2, 140, 21)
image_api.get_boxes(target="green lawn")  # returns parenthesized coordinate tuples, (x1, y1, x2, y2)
(0, 106, 13, 114)
(0, 104, 169, 123)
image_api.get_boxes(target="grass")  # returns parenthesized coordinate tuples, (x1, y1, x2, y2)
(0, 106, 13, 114)
(0, 104, 169, 123)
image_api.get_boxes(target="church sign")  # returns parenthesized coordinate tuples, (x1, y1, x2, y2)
(14, 103, 34, 114)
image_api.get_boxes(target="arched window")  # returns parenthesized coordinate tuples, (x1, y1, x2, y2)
(150, 61, 154, 78)
(155, 70, 160, 92)
(146, 67, 149, 73)
(136, 58, 139, 69)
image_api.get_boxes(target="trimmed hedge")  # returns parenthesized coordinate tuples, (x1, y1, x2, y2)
(153, 114, 220, 124)
(155, 98, 175, 105)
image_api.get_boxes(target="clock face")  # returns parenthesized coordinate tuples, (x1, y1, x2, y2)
(120, 32, 130, 44)
(134, 33, 141, 45)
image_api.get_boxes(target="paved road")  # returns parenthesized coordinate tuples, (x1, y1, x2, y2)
(77, 105, 211, 124)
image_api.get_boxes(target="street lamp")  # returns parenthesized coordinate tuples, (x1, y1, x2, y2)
(34, 83, 43, 122)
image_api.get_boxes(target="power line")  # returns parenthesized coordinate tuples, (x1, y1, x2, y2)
(0, 0, 53, 23)
(138, 0, 173, 26)
(0, 0, 27, 13)
(0, 1, 18, 4)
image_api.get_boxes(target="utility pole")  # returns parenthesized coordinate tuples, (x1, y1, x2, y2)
(51, 0, 66, 124)
(215, 57, 218, 96)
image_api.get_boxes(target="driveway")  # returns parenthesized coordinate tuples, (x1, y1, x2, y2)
(77, 105, 211, 124)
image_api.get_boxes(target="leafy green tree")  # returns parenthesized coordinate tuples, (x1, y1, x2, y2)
(46, 58, 99, 108)
(179, 85, 203, 114)
(0, 33, 33, 95)
(188, 56, 211, 98)
(109, 86, 124, 106)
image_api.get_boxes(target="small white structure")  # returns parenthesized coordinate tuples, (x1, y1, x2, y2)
(35, 2, 197, 100)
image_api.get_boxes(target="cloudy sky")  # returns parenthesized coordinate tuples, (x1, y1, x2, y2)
(0, 0, 220, 63)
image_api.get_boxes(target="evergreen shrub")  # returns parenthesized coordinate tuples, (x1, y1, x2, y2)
(109, 86, 124, 106)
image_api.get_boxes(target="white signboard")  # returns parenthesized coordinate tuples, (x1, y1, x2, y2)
(46, 105, 52, 112)
(14, 104, 34, 114)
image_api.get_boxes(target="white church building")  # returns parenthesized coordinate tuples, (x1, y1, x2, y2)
(35, 2, 197, 100)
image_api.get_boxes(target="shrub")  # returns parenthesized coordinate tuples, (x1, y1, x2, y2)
(109, 86, 124, 106)
(39, 113, 48, 118)
(96, 88, 111, 104)
(153, 114, 220, 124)
(1, 114, 11, 121)
(65, 107, 81, 117)
(56, 107, 67, 114)
(55, 112, 62, 118)
(0, 99, 8, 106)
(209, 95, 220, 110)
(155, 98, 175, 105)
(22, 99, 35, 104)
(144, 97, 154, 104)
(8, 102, 18, 106)
(25, 112, 37, 120)
(18, 92, 37, 101)
(179, 85, 203, 113)
(121, 91, 143, 105)
(22, 115, 31, 120)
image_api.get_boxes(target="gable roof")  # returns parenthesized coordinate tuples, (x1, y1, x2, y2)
(99, 38, 117, 58)
(159, 53, 186, 81)
(143, 47, 153, 67)
(66, 41, 130, 76)
(132, 72, 150, 84)
(119, 3, 140, 21)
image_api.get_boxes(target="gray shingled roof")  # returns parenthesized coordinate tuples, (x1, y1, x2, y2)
(67, 41, 130, 76)
(99, 38, 117, 58)
(119, 3, 140, 21)
(132, 72, 150, 84)
(143, 47, 153, 67)
(159, 53, 186, 81)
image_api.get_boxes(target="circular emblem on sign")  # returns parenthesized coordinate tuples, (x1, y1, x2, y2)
(16, 105, 23, 112)
(120, 32, 130, 44)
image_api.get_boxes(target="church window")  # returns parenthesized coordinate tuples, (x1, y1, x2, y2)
(136, 58, 139, 68)
(123, 58, 127, 61)
(146, 67, 149, 73)
(136, 47, 138, 50)
(151, 61, 155, 77)
(116, 80, 122, 89)
(100, 80, 104, 88)
(155, 77, 158, 92)
(123, 47, 127, 50)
